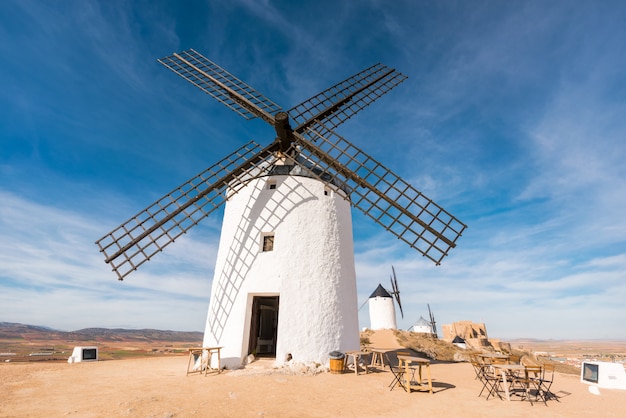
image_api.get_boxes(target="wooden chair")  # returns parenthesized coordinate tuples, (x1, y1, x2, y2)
(472, 360, 489, 395)
(537, 364, 558, 403)
(470, 357, 487, 380)
(480, 365, 504, 400)
(511, 365, 543, 405)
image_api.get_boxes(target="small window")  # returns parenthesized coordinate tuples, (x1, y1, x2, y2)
(267, 181, 277, 190)
(324, 187, 331, 196)
(262, 234, 274, 252)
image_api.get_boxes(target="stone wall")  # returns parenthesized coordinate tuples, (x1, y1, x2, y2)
(442, 320, 490, 350)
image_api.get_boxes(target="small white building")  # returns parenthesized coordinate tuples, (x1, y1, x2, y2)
(581, 361, 626, 390)
(202, 164, 360, 369)
(451, 336, 467, 349)
(368, 284, 397, 330)
(67, 346, 98, 363)
(409, 316, 433, 334)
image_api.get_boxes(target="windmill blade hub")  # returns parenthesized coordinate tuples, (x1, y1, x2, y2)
(273, 111, 295, 152)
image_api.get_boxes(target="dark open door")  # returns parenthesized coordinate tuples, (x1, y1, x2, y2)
(248, 296, 279, 357)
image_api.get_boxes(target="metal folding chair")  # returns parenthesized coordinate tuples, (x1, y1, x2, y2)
(510, 365, 543, 405)
(384, 352, 407, 392)
(469, 354, 486, 380)
(537, 364, 558, 403)
(482, 366, 506, 400)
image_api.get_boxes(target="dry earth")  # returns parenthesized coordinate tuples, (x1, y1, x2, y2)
(2, 330, 625, 417)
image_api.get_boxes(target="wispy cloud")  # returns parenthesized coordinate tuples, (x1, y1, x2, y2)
(0, 190, 214, 331)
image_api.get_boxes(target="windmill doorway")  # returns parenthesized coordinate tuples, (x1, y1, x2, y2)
(248, 296, 279, 358)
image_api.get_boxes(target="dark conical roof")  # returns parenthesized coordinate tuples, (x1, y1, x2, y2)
(369, 283, 392, 299)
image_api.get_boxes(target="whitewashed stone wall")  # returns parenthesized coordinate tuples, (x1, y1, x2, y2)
(203, 173, 360, 368)
(369, 297, 397, 330)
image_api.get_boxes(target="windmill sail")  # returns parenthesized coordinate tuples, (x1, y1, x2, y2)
(391, 265, 404, 319)
(289, 63, 407, 139)
(97, 51, 465, 281)
(428, 303, 438, 337)
(96, 140, 278, 280)
(292, 126, 466, 264)
(158, 49, 281, 124)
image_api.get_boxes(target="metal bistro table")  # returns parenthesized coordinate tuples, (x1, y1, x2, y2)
(397, 354, 433, 394)
(186, 346, 223, 376)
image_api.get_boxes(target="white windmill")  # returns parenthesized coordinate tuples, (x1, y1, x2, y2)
(367, 266, 404, 330)
(96, 50, 466, 369)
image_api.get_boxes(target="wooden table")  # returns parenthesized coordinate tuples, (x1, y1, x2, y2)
(490, 364, 526, 400)
(369, 348, 392, 369)
(476, 353, 509, 362)
(186, 346, 223, 376)
(345, 351, 369, 376)
(397, 354, 433, 394)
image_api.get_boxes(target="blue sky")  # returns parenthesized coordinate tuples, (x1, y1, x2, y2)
(1, 0, 625, 339)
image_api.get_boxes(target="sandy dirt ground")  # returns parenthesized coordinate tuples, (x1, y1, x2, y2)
(2, 332, 625, 417)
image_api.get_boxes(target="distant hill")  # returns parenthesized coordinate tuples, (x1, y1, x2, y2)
(0, 322, 202, 343)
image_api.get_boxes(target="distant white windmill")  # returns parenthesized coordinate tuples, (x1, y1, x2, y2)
(366, 266, 404, 330)
(409, 304, 437, 336)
